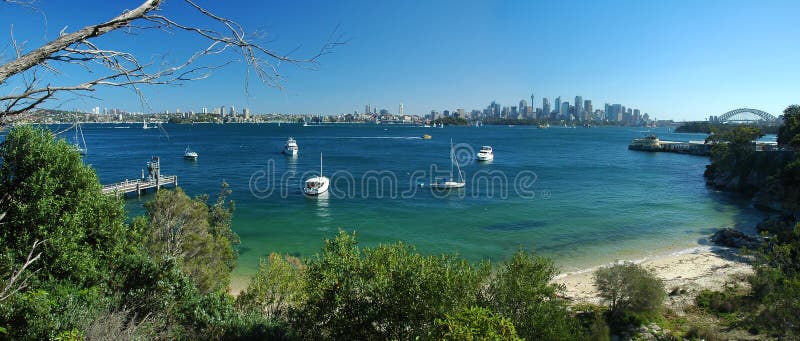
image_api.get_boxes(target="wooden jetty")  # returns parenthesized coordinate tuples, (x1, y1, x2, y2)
(101, 156, 178, 196)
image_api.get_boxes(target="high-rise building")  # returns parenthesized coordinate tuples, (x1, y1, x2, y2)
(530, 93, 535, 110)
(584, 100, 592, 119)
(399, 103, 404, 116)
(555, 97, 561, 116)
(519, 99, 528, 115)
(542, 98, 551, 120)
(365, 104, 371, 115)
(560, 101, 569, 120)
(574, 96, 583, 121)
(244, 108, 251, 120)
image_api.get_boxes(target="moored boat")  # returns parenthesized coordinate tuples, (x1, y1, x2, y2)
(284, 137, 299, 155)
(476, 145, 494, 161)
(303, 153, 330, 195)
(183, 146, 198, 160)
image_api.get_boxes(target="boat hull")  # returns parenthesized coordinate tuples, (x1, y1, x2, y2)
(303, 177, 330, 195)
(477, 153, 493, 161)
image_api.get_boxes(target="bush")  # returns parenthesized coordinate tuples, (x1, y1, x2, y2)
(293, 230, 490, 339)
(594, 262, 665, 320)
(482, 250, 583, 340)
(434, 306, 521, 340)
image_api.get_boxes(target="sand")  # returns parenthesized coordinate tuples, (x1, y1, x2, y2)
(553, 246, 752, 306)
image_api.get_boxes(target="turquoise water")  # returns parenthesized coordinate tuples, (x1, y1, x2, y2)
(31, 124, 765, 288)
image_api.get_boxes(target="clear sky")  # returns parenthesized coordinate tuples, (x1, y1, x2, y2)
(3, 0, 800, 120)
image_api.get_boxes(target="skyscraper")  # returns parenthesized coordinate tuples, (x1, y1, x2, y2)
(399, 103, 404, 116)
(555, 97, 561, 116)
(519, 99, 528, 115)
(584, 100, 592, 119)
(560, 101, 569, 120)
(542, 98, 551, 120)
(574, 96, 583, 121)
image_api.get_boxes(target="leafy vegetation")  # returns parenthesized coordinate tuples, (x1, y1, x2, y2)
(594, 262, 665, 325)
(433, 116, 469, 126)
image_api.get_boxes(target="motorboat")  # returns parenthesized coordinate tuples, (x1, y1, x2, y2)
(284, 137, 299, 155)
(303, 153, 330, 195)
(183, 146, 198, 160)
(476, 146, 494, 161)
(422, 134, 432, 139)
(430, 139, 466, 189)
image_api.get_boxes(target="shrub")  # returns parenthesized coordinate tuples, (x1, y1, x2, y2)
(482, 250, 583, 340)
(594, 262, 665, 320)
(434, 306, 521, 340)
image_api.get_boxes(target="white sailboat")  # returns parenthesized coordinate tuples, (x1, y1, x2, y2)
(431, 139, 466, 189)
(142, 118, 151, 129)
(73, 119, 87, 155)
(303, 153, 330, 195)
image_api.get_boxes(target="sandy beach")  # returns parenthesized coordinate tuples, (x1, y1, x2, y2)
(553, 246, 752, 306)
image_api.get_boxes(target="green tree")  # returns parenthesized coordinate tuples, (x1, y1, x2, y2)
(434, 306, 521, 340)
(143, 186, 238, 294)
(777, 105, 800, 150)
(594, 262, 665, 320)
(295, 230, 490, 340)
(237, 253, 305, 321)
(0, 125, 129, 286)
(482, 250, 582, 340)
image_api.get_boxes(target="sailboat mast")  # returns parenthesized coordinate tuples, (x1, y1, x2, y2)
(450, 139, 454, 179)
(320, 152, 323, 177)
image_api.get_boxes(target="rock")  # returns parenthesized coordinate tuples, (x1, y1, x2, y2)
(711, 228, 759, 248)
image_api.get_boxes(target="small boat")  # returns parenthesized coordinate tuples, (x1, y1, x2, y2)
(284, 137, 299, 155)
(422, 134, 432, 139)
(476, 146, 494, 161)
(183, 146, 198, 160)
(537, 123, 550, 129)
(303, 153, 330, 195)
(430, 139, 466, 189)
(73, 119, 87, 155)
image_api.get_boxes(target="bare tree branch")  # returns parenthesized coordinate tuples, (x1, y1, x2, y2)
(0, 239, 43, 301)
(0, 0, 345, 120)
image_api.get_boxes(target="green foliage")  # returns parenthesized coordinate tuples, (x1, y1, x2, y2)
(294, 230, 490, 339)
(236, 253, 305, 321)
(744, 222, 800, 337)
(434, 306, 521, 340)
(433, 116, 469, 126)
(0, 125, 129, 286)
(778, 104, 800, 149)
(143, 185, 238, 293)
(482, 250, 582, 340)
(594, 262, 665, 321)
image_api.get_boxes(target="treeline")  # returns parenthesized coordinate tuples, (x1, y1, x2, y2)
(676, 121, 780, 134)
(697, 105, 800, 338)
(0, 125, 684, 339)
(432, 116, 468, 126)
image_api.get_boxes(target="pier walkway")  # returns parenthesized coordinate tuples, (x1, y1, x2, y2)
(101, 156, 177, 196)
(101, 175, 177, 196)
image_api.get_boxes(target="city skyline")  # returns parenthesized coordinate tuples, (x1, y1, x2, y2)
(4, 0, 800, 121)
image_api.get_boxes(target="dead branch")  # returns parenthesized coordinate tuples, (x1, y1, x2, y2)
(0, 239, 43, 301)
(0, 0, 345, 119)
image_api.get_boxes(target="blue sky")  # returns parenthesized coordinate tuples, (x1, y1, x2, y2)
(2, 0, 799, 120)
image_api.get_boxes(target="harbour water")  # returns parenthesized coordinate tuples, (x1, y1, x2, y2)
(24, 124, 766, 288)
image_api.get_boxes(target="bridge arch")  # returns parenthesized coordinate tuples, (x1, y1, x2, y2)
(718, 108, 777, 122)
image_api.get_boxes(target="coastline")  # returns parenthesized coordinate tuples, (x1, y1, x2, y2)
(553, 245, 752, 305)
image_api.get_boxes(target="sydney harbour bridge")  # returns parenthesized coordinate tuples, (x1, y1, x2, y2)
(709, 108, 780, 124)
